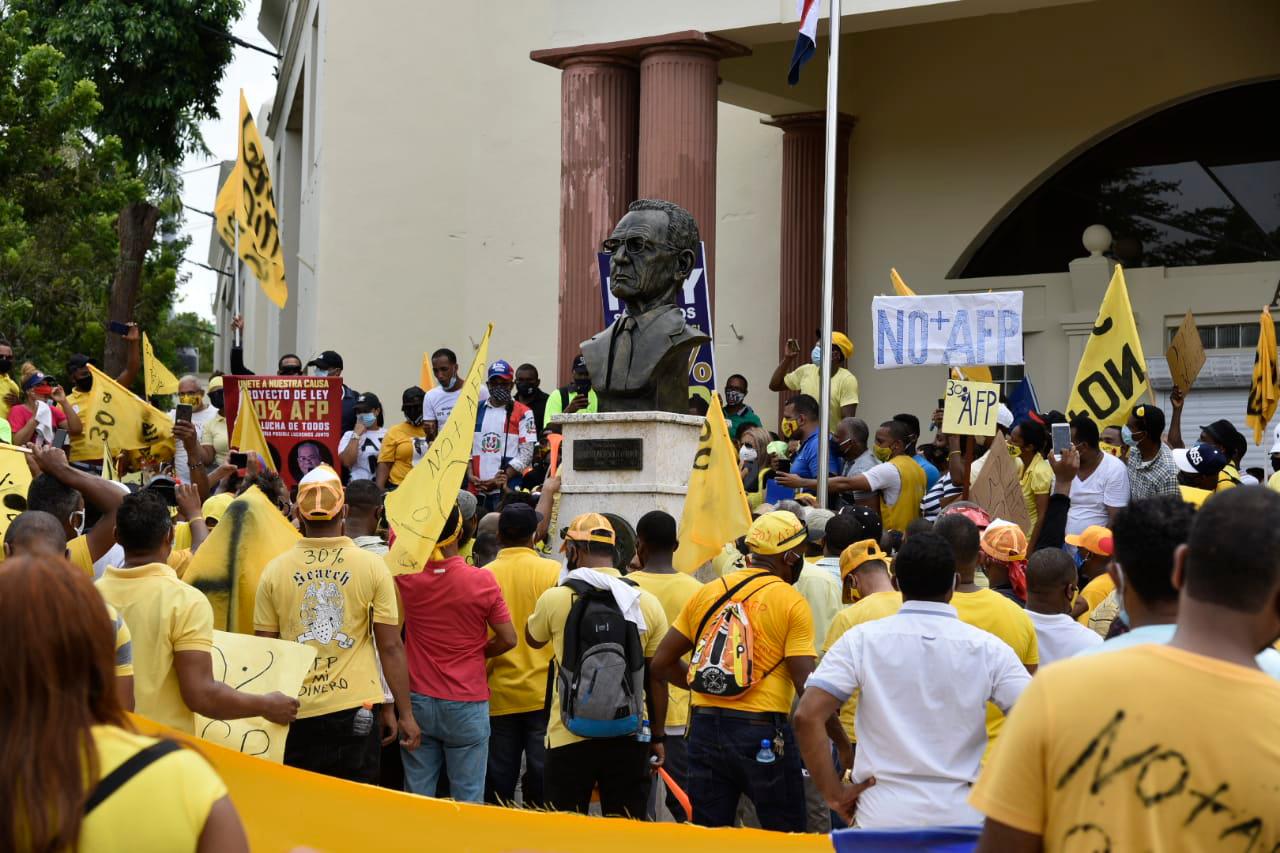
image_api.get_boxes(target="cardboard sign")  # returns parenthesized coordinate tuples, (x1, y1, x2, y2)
(224, 375, 343, 488)
(1165, 310, 1205, 393)
(943, 379, 1001, 437)
(195, 631, 316, 763)
(969, 433, 1031, 534)
(872, 291, 1023, 369)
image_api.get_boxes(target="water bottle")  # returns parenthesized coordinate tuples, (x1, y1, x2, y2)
(352, 702, 374, 736)
(638, 719, 652, 743)
(755, 739, 776, 764)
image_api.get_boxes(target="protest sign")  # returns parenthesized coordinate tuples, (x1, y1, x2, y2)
(872, 292, 1023, 369)
(1066, 265, 1150, 429)
(224, 375, 343, 488)
(194, 630, 315, 764)
(1165, 310, 1205, 393)
(599, 242, 716, 392)
(890, 268, 994, 381)
(0, 445, 31, 539)
(942, 379, 1001, 437)
(969, 433, 1031, 533)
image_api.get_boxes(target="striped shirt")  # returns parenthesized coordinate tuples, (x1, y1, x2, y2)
(920, 472, 964, 521)
(1124, 444, 1180, 501)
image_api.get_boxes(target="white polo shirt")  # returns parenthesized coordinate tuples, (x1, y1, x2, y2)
(1025, 609, 1102, 665)
(808, 599, 1031, 829)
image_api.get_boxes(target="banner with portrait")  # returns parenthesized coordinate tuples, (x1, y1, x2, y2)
(224, 376, 343, 487)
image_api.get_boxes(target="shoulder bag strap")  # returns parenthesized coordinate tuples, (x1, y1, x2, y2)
(690, 571, 772, 646)
(84, 740, 182, 816)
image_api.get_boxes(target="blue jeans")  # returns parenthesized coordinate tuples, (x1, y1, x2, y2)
(402, 694, 490, 803)
(686, 710, 806, 832)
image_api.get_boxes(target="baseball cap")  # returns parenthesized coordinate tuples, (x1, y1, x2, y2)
(488, 359, 515, 381)
(1199, 419, 1239, 447)
(745, 510, 807, 555)
(571, 355, 588, 373)
(66, 353, 94, 370)
(201, 493, 234, 525)
(296, 465, 345, 520)
(1271, 423, 1280, 455)
(456, 489, 478, 522)
(206, 375, 224, 393)
(839, 539, 889, 579)
(1173, 443, 1227, 476)
(805, 508, 834, 544)
(22, 372, 53, 391)
(561, 512, 615, 552)
(1064, 525, 1114, 557)
(996, 404, 1014, 430)
(499, 503, 539, 541)
(981, 520, 1027, 562)
(401, 386, 425, 406)
(839, 505, 882, 542)
(307, 350, 343, 370)
(355, 392, 381, 411)
(937, 502, 992, 530)
(831, 332, 853, 360)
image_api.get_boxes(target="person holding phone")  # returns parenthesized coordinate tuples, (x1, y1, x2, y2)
(542, 355, 599, 429)
(8, 364, 82, 447)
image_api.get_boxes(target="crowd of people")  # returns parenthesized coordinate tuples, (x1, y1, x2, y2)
(3, 320, 1279, 852)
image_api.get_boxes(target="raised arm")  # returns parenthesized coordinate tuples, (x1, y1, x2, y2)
(1166, 387, 1184, 449)
(768, 340, 802, 393)
(116, 323, 141, 389)
(31, 444, 124, 562)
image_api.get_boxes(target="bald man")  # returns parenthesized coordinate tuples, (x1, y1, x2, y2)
(4, 510, 69, 558)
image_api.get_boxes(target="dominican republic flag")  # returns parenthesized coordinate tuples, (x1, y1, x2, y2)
(788, 0, 820, 85)
(1007, 375, 1041, 427)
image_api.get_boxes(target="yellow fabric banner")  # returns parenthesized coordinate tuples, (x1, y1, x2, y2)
(1247, 306, 1279, 445)
(101, 442, 117, 481)
(0, 444, 32, 539)
(1066, 265, 1151, 430)
(420, 352, 432, 391)
(141, 332, 180, 397)
(194, 631, 315, 763)
(182, 487, 300, 632)
(891, 268, 993, 382)
(214, 90, 288, 309)
(674, 395, 752, 574)
(230, 381, 277, 473)
(129, 713, 823, 853)
(385, 325, 491, 576)
(84, 365, 175, 455)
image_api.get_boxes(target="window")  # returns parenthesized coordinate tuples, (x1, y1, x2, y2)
(985, 363, 1024, 400)
(958, 80, 1280, 278)
(1167, 321, 1279, 351)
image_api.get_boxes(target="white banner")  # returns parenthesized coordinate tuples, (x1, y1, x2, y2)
(872, 292, 1023, 369)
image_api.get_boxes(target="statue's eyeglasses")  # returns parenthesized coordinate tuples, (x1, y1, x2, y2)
(601, 236, 676, 256)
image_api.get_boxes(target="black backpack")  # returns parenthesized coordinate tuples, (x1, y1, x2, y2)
(555, 578, 645, 738)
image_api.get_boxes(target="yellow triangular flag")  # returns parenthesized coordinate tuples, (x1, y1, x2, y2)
(214, 90, 288, 309)
(890, 267, 915, 297)
(141, 332, 180, 397)
(1066, 265, 1151, 429)
(895, 269, 994, 382)
(1247, 306, 1279, 445)
(85, 365, 175, 455)
(0, 444, 33, 540)
(420, 352, 432, 391)
(101, 442, 117, 481)
(673, 395, 753, 574)
(385, 325, 492, 576)
(230, 382, 277, 472)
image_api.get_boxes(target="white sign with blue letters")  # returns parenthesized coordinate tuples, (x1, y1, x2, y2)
(872, 291, 1024, 369)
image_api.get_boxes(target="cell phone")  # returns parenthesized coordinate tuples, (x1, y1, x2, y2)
(108, 321, 130, 336)
(1051, 422, 1072, 458)
(175, 404, 192, 423)
(52, 428, 68, 450)
(937, 397, 945, 410)
(787, 338, 801, 353)
(229, 451, 248, 469)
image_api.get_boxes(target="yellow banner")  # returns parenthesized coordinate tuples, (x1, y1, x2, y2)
(130, 713, 823, 852)
(214, 90, 288, 309)
(1066, 265, 1150, 430)
(194, 631, 315, 763)
(1247, 306, 1279, 445)
(386, 325, 491, 575)
(230, 381, 277, 473)
(674, 395, 752, 574)
(892, 268, 993, 381)
(85, 365, 175, 455)
(182, 487, 299, 632)
(141, 332, 180, 397)
(0, 444, 32, 539)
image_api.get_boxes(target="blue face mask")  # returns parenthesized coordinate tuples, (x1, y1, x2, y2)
(811, 344, 823, 366)
(1121, 426, 1134, 445)
(360, 412, 377, 429)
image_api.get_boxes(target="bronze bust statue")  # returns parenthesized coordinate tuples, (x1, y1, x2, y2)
(580, 199, 710, 413)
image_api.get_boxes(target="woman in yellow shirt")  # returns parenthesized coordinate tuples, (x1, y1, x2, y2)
(0, 554, 247, 853)
(1009, 420, 1053, 549)
(376, 386, 429, 490)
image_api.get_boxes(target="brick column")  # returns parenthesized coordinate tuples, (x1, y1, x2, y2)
(764, 112, 856, 395)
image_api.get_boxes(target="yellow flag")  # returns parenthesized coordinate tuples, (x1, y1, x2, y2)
(101, 442, 117, 481)
(0, 444, 33, 540)
(420, 352, 432, 391)
(229, 382, 277, 473)
(1247, 306, 1279, 445)
(1066, 265, 1150, 430)
(85, 365, 174, 455)
(141, 332, 180, 397)
(182, 487, 300, 632)
(894, 268, 994, 382)
(214, 90, 288, 309)
(890, 267, 915, 297)
(386, 325, 492, 575)
(673, 395, 752, 574)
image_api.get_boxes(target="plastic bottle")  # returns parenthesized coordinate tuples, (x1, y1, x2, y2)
(353, 702, 374, 736)
(638, 719, 652, 743)
(755, 739, 776, 764)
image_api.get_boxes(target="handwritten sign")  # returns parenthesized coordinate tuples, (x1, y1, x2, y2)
(1165, 310, 1205, 393)
(969, 433, 1031, 533)
(872, 292, 1023, 369)
(195, 631, 315, 763)
(0, 445, 32, 539)
(943, 379, 1001, 437)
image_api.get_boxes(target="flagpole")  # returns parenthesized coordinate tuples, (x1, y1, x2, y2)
(816, 0, 841, 508)
(233, 219, 242, 348)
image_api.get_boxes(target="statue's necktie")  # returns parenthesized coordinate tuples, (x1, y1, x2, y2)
(607, 315, 638, 388)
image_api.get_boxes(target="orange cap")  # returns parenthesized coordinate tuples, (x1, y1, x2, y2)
(1064, 525, 1114, 557)
(296, 465, 344, 520)
(560, 513, 616, 552)
(981, 521, 1028, 562)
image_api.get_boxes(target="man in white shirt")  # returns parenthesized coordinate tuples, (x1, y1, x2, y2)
(169, 375, 217, 483)
(1065, 416, 1129, 537)
(422, 347, 489, 442)
(1023, 549, 1101, 664)
(793, 531, 1031, 828)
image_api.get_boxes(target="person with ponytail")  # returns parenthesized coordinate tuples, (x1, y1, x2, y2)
(8, 363, 82, 447)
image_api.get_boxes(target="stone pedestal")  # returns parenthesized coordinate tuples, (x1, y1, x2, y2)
(551, 411, 703, 551)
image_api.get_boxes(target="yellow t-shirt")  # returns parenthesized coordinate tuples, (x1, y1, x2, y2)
(108, 604, 134, 677)
(1181, 484, 1212, 507)
(484, 546, 561, 716)
(1020, 453, 1053, 534)
(203, 414, 229, 466)
(629, 569, 704, 730)
(66, 387, 99, 462)
(1217, 462, 1241, 492)
(1076, 573, 1115, 625)
(95, 562, 214, 733)
(378, 421, 427, 485)
(970, 645, 1280, 849)
(673, 568, 815, 715)
(951, 589, 1038, 757)
(783, 364, 860, 411)
(822, 590, 903, 740)
(254, 536, 398, 718)
(80, 725, 227, 852)
(794, 561, 843, 643)
(0, 372, 18, 420)
(526, 567, 668, 749)
(68, 534, 94, 576)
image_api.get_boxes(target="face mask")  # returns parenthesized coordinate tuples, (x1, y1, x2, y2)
(404, 408, 424, 426)
(490, 386, 512, 405)
(780, 417, 798, 439)
(440, 375, 459, 391)
(360, 412, 377, 429)
(810, 345, 823, 366)
(208, 390, 224, 411)
(70, 510, 85, 537)
(179, 393, 202, 408)
(1007, 442, 1022, 458)
(279, 364, 301, 376)
(725, 389, 745, 407)
(0, 357, 11, 374)
(1100, 442, 1123, 458)
(516, 382, 536, 398)
(1272, 456, 1280, 473)
(72, 374, 93, 392)
(739, 445, 757, 463)
(1114, 567, 1129, 628)
(873, 444, 892, 462)
(1121, 426, 1134, 445)
(34, 386, 52, 399)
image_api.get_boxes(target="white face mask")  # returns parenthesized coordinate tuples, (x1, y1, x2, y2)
(739, 445, 758, 463)
(70, 510, 85, 537)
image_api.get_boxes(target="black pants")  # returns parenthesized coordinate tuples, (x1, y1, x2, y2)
(283, 706, 381, 784)
(485, 709, 548, 808)
(648, 732, 690, 821)
(545, 737, 651, 819)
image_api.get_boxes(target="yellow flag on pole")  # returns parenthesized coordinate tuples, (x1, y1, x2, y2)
(1247, 306, 1279, 445)
(230, 382, 277, 472)
(101, 442, 117, 481)
(420, 352, 432, 391)
(214, 90, 288, 309)
(1066, 265, 1150, 430)
(85, 365, 174, 455)
(892, 268, 994, 382)
(141, 332, 180, 397)
(0, 444, 33, 540)
(385, 325, 492, 575)
(673, 395, 753, 574)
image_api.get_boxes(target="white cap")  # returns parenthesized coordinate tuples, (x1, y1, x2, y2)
(1270, 423, 1280, 455)
(996, 404, 1014, 430)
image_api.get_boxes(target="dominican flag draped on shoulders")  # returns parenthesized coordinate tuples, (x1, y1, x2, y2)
(788, 0, 820, 85)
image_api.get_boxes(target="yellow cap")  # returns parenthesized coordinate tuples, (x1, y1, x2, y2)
(832, 332, 853, 360)
(560, 512, 616, 552)
(207, 375, 224, 392)
(981, 521, 1028, 562)
(296, 465, 345, 520)
(839, 539, 889, 579)
(1064, 525, 1114, 557)
(745, 511, 807, 555)
(201, 492, 234, 525)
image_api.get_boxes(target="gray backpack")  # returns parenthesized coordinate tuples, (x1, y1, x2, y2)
(554, 578, 645, 738)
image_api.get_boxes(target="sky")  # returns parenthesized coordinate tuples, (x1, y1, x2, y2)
(174, 0, 275, 320)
